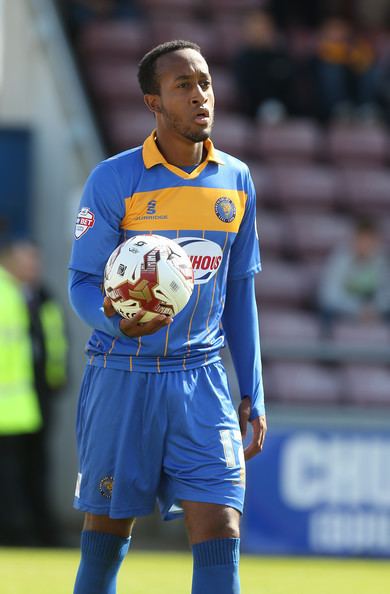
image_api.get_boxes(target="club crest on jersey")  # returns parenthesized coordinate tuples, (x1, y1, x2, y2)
(99, 476, 114, 498)
(215, 197, 236, 223)
(75, 207, 95, 239)
(175, 237, 223, 284)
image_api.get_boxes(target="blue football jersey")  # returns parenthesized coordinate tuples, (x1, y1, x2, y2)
(69, 131, 261, 372)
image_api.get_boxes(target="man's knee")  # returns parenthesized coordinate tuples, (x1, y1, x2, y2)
(182, 501, 240, 544)
(82, 513, 136, 538)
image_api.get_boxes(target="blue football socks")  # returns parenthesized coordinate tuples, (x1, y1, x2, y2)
(73, 530, 131, 594)
(191, 537, 241, 594)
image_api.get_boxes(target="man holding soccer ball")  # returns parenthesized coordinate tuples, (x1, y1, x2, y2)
(69, 40, 266, 594)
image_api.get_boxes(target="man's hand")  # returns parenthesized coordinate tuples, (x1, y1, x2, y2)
(238, 396, 267, 461)
(103, 296, 172, 338)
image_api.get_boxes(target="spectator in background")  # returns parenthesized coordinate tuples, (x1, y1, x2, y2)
(65, 0, 142, 39)
(318, 219, 390, 332)
(312, 17, 381, 122)
(354, 0, 390, 30)
(268, 0, 325, 30)
(232, 10, 295, 123)
(0, 239, 68, 546)
(18, 240, 69, 545)
(375, 54, 390, 127)
(0, 238, 42, 545)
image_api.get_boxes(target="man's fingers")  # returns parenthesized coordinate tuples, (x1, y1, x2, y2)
(132, 309, 148, 323)
(238, 397, 251, 438)
(244, 419, 261, 461)
(243, 430, 263, 461)
(259, 421, 267, 451)
(239, 414, 248, 438)
(103, 296, 116, 317)
(139, 314, 172, 335)
(120, 311, 172, 337)
(238, 398, 267, 460)
(244, 415, 267, 461)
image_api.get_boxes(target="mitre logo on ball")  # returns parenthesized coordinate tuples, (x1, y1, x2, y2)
(104, 234, 194, 322)
(174, 237, 223, 284)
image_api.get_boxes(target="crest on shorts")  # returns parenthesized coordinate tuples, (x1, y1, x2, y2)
(99, 476, 114, 498)
(75, 207, 95, 239)
(215, 197, 236, 223)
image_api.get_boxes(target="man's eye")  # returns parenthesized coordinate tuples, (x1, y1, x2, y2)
(178, 82, 190, 88)
(200, 80, 211, 89)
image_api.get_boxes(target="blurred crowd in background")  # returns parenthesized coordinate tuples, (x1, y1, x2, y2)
(58, 0, 390, 128)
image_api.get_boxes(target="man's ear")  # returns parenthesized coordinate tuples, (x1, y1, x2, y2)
(144, 94, 161, 114)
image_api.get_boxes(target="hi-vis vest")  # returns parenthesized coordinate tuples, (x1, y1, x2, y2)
(39, 299, 67, 391)
(0, 266, 42, 434)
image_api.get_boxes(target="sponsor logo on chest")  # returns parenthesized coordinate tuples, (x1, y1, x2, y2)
(175, 237, 223, 284)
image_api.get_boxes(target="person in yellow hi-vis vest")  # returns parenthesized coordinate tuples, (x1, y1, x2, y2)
(21, 239, 68, 546)
(0, 238, 68, 545)
(0, 239, 42, 545)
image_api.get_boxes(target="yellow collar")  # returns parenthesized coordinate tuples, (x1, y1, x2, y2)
(142, 130, 225, 173)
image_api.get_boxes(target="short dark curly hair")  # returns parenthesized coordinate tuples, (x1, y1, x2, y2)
(138, 40, 202, 95)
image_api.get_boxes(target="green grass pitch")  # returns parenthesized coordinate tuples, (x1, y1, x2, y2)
(1, 548, 389, 594)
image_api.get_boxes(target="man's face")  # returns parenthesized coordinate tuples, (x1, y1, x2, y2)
(9, 242, 42, 286)
(151, 48, 215, 143)
(354, 231, 379, 259)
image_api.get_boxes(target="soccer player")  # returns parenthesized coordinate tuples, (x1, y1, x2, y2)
(69, 40, 266, 594)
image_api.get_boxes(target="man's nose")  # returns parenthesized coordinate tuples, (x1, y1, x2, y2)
(192, 84, 207, 104)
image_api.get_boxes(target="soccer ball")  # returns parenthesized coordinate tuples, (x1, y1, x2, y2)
(104, 234, 194, 322)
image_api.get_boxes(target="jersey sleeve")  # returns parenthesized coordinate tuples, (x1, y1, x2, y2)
(228, 168, 261, 280)
(222, 275, 265, 419)
(68, 269, 124, 337)
(69, 162, 125, 276)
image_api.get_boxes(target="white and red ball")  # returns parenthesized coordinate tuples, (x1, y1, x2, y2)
(104, 234, 194, 322)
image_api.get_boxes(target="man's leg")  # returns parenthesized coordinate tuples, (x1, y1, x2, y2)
(73, 513, 135, 594)
(182, 501, 241, 594)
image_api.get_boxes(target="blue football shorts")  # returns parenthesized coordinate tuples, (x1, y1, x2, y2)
(73, 360, 245, 520)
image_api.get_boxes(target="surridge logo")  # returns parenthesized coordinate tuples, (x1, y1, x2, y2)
(135, 199, 168, 221)
(146, 200, 157, 215)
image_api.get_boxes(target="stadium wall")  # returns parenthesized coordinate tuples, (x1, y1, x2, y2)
(0, 0, 104, 531)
